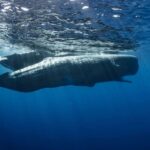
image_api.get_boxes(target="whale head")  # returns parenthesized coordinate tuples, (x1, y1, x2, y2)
(111, 55, 139, 77)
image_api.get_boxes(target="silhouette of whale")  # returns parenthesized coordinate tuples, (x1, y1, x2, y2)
(0, 53, 138, 92)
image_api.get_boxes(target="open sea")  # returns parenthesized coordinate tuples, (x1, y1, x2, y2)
(0, 0, 150, 149)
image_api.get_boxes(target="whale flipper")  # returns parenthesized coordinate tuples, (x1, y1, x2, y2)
(86, 83, 95, 87)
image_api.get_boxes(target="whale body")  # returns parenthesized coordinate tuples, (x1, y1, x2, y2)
(0, 54, 138, 92)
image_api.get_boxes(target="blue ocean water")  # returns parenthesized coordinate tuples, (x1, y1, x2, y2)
(0, 0, 150, 150)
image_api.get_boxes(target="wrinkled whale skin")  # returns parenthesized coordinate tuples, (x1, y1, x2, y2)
(0, 54, 138, 92)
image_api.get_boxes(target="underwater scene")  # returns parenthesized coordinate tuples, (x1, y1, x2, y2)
(0, 0, 150, 149)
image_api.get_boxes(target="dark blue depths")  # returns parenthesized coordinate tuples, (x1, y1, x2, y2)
(0, 0, 150, 150)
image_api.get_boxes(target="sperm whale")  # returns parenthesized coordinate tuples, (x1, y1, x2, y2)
(0, 54, 138, 92)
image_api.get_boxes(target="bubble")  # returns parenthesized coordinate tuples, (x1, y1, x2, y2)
(112, 14, 120, 18)
(82, 6, 89, 10)
(21, 7, 29, 12)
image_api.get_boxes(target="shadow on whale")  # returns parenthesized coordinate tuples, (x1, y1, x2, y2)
(0, 53, 138, 92)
